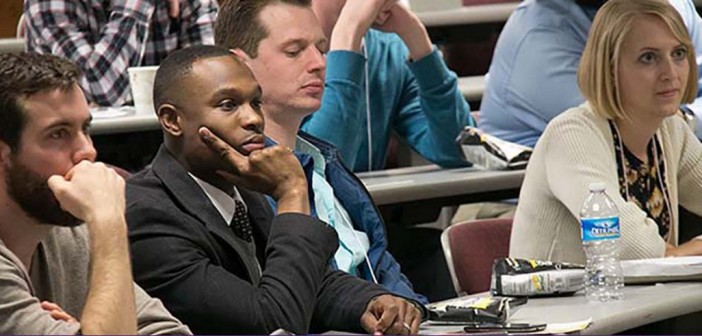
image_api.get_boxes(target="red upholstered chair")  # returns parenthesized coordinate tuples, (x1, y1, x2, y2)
(441, 218, 513, 295)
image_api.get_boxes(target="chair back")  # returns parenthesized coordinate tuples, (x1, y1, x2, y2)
(441, 218, 513, 295)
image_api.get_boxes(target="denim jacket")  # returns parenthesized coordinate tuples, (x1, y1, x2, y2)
(265, 132, 427, 304)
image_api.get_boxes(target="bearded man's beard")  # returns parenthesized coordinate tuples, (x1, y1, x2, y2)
(5, 159, 81, 227)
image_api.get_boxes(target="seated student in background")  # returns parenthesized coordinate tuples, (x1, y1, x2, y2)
(0, 53, 189, 334)
(24, 0, 217, 107)
(215, 0, 427, 304)
(126, 45, 422, 335)
(510, 0, 702, 264)
(480, 0, 702, 147)
(299, 0, 473, 172)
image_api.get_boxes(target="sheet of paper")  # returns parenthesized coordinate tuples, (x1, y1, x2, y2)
(537, 318, 592, 334)
(622, 256, 702, 277)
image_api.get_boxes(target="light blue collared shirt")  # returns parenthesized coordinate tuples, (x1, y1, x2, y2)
(295, 137, 370, 274)
(480, 0, 702, 148)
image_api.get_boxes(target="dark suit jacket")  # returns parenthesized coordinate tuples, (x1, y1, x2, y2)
(126, 146, 388, 334)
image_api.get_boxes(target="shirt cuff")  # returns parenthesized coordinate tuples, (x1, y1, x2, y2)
(326, 50, 366, 85)
(407, 47, 454, 91)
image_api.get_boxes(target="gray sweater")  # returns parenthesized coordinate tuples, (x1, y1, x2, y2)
(0, 225, 191, 334)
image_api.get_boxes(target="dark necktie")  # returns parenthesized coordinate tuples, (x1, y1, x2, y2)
(231, 200, 253, 242)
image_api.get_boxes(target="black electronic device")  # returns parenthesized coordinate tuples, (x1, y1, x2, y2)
(463, 322, 547, 333)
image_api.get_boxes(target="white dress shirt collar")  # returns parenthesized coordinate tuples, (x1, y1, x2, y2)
(189, 173, 245, 226)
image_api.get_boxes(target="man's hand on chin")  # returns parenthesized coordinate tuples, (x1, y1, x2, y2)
(361, 294, 422, 335)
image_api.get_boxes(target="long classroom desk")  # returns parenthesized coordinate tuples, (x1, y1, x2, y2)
(423, 282, 702, 334)
(91, 110, 525, 223)
(458, 75, 486, 102)
(90, 107, 159, 135)
(0, 38, 24, 54)
(417, 2, 520, 27)
(419, 1, 702, 27)
(358, 165, 524, 225)
(88, 77, 486, 126)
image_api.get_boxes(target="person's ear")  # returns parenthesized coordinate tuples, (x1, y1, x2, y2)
(230, 48, 253, 67)
(157, 103, 183, 137)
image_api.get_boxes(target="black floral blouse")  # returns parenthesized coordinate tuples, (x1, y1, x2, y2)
(609, 121, 671, 240)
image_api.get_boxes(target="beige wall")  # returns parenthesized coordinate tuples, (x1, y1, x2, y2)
(0, 0, 23, 38)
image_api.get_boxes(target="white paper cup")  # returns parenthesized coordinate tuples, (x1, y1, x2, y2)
(128, 66, 159, 115)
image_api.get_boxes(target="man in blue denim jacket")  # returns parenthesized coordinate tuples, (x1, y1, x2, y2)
(215, 0, 427, 304)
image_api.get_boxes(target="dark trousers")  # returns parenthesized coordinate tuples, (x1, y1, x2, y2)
(386, 226, 457, 303)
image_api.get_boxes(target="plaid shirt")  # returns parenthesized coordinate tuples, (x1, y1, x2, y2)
(25, 0, 217, 106)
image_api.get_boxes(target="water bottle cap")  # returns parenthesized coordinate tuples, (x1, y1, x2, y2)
(588, 182, 606, 192)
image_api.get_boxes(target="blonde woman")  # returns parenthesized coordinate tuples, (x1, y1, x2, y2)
(510, 0, 702, 264)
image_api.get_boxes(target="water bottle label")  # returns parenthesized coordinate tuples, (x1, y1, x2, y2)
(581, 216, 620, 242)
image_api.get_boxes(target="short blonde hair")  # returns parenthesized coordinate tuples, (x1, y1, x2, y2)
(578, 0, 698, 120)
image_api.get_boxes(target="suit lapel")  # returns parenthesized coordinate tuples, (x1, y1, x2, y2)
(151, 146, 261, 283)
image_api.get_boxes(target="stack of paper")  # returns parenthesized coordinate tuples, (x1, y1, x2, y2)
(621, 256, 702, 284)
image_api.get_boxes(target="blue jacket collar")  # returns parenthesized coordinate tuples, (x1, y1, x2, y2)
(264, 132, 345, 166)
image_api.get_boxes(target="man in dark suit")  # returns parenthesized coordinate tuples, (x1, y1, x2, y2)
(126, 45, 422, 334)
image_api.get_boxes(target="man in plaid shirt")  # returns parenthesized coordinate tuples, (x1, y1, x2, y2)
(24, 0, 217, 107)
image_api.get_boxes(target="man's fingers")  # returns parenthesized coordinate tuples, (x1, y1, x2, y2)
(374, 303, 400, 334)
(49, 310, 76, 323)
(360, 311, 378, 333)
(373, 0, 396, 26)
(377, 0, 397, 13)
(385, 322, 405, 335)
(395, 302, 408, 334)
(397, 303, 417, 335)
(374, 12, 390, 26)
(199, 127, 246, 168)
(47, 175, 69, 195)
(41, 301, 61, 311)
(409, 306, 422, 334)
(41, 301, 77, 323)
